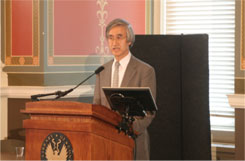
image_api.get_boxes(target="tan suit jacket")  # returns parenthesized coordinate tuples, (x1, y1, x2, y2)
(93, 55, 156, 160)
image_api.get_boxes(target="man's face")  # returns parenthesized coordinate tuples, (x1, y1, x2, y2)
(107, 26, 131, 61)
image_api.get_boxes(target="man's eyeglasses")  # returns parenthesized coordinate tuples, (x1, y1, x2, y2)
(108, 35, 126, 41)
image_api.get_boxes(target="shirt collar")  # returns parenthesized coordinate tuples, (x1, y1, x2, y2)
(113, 52, 131, 69)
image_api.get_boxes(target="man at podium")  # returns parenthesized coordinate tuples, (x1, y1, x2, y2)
(93, 18, 156, 160)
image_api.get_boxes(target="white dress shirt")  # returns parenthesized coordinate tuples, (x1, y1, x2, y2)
(111, 52, 131, 87)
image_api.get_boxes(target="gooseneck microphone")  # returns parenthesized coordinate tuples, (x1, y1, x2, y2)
(31, 66, 104, 101)
(94, 66, 105, 74)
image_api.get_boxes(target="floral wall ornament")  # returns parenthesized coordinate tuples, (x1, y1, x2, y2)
(19, 57, 25, 65)
(5, 57, 12, 65)
(33, 56, 39, 65)
(95, 0, 109, 56)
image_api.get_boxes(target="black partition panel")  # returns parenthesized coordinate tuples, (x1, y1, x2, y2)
(130, 34, 211, 160)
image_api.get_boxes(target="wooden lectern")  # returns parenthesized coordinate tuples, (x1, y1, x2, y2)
(21, 101, 134, 160)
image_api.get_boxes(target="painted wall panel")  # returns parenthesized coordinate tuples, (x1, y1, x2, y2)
(107, 0, 145, 34)
(54, 1, 99, 55)
(3, 0, 39, 66)
(52, 0, 145, 56)
(12, 0, 33, 56)
(3, 0, 145, 67)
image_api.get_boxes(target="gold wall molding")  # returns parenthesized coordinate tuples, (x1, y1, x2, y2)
(4, 0, 40, 66)
(241, 0, 245, 70)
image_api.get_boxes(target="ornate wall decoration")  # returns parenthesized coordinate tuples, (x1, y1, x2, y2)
(95, 0, 109, 55)
(46, 0, 145, 66)
(47, 0, 108, 66)
(3, 0, 40, 66)
(19, 57, 25, 65)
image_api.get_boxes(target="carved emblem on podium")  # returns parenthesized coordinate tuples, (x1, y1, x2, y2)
(41, 132, 73, 160)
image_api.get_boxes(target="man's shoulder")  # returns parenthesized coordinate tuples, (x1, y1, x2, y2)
(102, 59, 113, 68)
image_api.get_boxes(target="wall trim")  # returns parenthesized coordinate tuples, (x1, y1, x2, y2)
(1, 85, 94, 99)
(227, 94, 245, 109)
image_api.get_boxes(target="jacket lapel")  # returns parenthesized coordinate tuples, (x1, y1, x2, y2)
(121, 56, 137, 87)
(104, 60, 112, 87)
